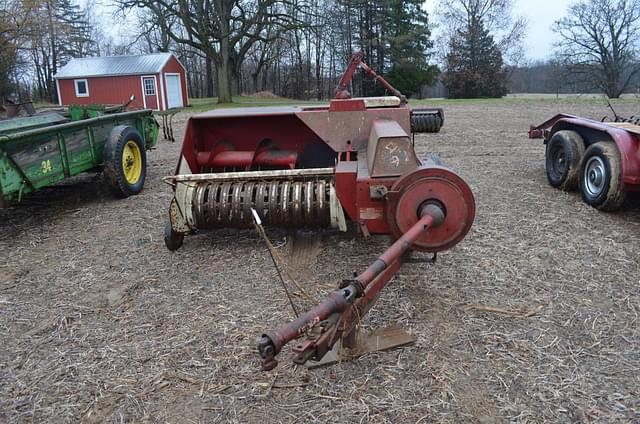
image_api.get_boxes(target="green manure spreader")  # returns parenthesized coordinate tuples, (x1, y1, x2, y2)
(0, 105, 159, 206)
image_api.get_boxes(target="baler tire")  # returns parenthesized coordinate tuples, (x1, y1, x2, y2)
(424, 115, 432, 132)
(430, 116, 438, 132)
(421, 115, 430, 132)
(412, 114, 443, 133)
(164, 219, 184, 251)
(434, 116, 443, 133)
(103, 126, 147, 198)
(579, 141, 626, 211)
(412, 115, 422, 132)
(545, 130, 585, 191)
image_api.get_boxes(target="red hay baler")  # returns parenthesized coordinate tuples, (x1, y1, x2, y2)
(163, 53, 474, 369)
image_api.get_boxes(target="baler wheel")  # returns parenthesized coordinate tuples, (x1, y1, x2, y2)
(545, 130, 584, 191)
(164, 219, 184, 251)
(579, 141, 626, 211)
(412, 114, 443, 133)
(103, 126, 147, 198)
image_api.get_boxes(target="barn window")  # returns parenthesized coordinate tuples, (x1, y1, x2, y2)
(74, 79, 89, 97)
(143, 77, 156, 96)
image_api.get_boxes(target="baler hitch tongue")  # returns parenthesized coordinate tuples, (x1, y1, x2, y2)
(257, 198, 464, 371)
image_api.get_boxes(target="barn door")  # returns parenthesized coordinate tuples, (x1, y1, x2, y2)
(166, 74, 183, 109)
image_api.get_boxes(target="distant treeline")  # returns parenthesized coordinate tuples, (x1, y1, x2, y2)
(507, 62, 640, 95)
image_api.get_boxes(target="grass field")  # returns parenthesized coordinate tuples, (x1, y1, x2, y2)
(18, 92, 640, 115)
(184, 93, 640, 112)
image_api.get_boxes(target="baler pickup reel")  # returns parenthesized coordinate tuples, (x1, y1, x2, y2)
(162, 52, 471, 369)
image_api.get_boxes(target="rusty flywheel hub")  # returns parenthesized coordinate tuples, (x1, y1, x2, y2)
(385, 166, 476, 252)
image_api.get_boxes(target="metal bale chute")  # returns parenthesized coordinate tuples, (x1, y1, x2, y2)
(163, 53, 473, 369)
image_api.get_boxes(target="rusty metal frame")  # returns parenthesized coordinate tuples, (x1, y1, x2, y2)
(256, 204, 445, 370)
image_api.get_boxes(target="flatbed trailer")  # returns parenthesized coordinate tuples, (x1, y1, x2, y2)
(0, 108, 158, 206)
(529, 114, 640, 211)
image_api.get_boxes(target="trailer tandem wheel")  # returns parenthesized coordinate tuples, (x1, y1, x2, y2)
(579, 141, 626, 211)
(545, 130, 585, 191)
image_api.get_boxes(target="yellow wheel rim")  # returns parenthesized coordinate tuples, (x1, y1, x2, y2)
(122, 140, 142, 185)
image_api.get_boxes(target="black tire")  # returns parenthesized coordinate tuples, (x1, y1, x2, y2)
(425, 115, 433, 132)
(421, 115, 430, 132)
(432, 115, 443, 133)
(579, 141, 626, 211)
(103, 125, 147, 198)
(164, 219, 184, 251)
(412, 114, 443, 133)
(545, 130, 585, 190)
(412, 115, 422, 132)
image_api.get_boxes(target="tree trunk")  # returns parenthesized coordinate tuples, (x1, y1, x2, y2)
(216, 61, 233, 103)
(205, 57, 215, 98)
(252, 72, 259, 92)
(315, 46, 322, 101)
(46, 0, 57, 103)
(216, 40, 233, 103)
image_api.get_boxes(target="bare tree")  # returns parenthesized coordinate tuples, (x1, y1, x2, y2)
(554, 0, 640, 98)
(437, 0, 527, 66)
(117, 0, 300, 103)
(0, 0, 23, 101)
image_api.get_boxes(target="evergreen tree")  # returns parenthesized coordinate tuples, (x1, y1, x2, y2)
(443, 19, 507, 98)
(55, 0, 97, 62)
(346, 0, 437, 97)
(383, 0, 439, 97)
(386, 0, 431, 66)
(26, 0, 97, 102)
(383, 63, 438, 97)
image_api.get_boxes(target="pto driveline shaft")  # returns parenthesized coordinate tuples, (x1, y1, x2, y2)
(256, 202, 445, 370)
(355, 203, 444, 288)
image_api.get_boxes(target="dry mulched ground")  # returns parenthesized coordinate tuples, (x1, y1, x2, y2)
(1, 100, 639, 423)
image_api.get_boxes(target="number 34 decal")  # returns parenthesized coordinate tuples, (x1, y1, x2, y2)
(41, 159, 53, 174)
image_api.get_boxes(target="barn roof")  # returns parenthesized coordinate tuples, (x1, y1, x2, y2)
(54, 53, 175, 79)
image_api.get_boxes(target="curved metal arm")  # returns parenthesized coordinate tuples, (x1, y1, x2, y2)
(334, 51, 407, 104)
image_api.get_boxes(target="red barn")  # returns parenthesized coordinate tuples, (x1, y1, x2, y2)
(54, 53, 189, 111)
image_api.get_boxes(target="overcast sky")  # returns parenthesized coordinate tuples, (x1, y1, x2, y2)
(424, 0, 575, 61)
(92, 0, 575, 62)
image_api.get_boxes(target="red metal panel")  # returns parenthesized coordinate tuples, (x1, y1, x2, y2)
(295, 106, 412, 153)
(335, 161, 358, 220)
(192, 107, 301, 118)
(329, 99, 366, 112)
(161, 56, 190, 107)
(180, 113, 328, 173)
(355, 158, 395, 234)
(367, 120, 419, 177)
(57, 76, 145, 109)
